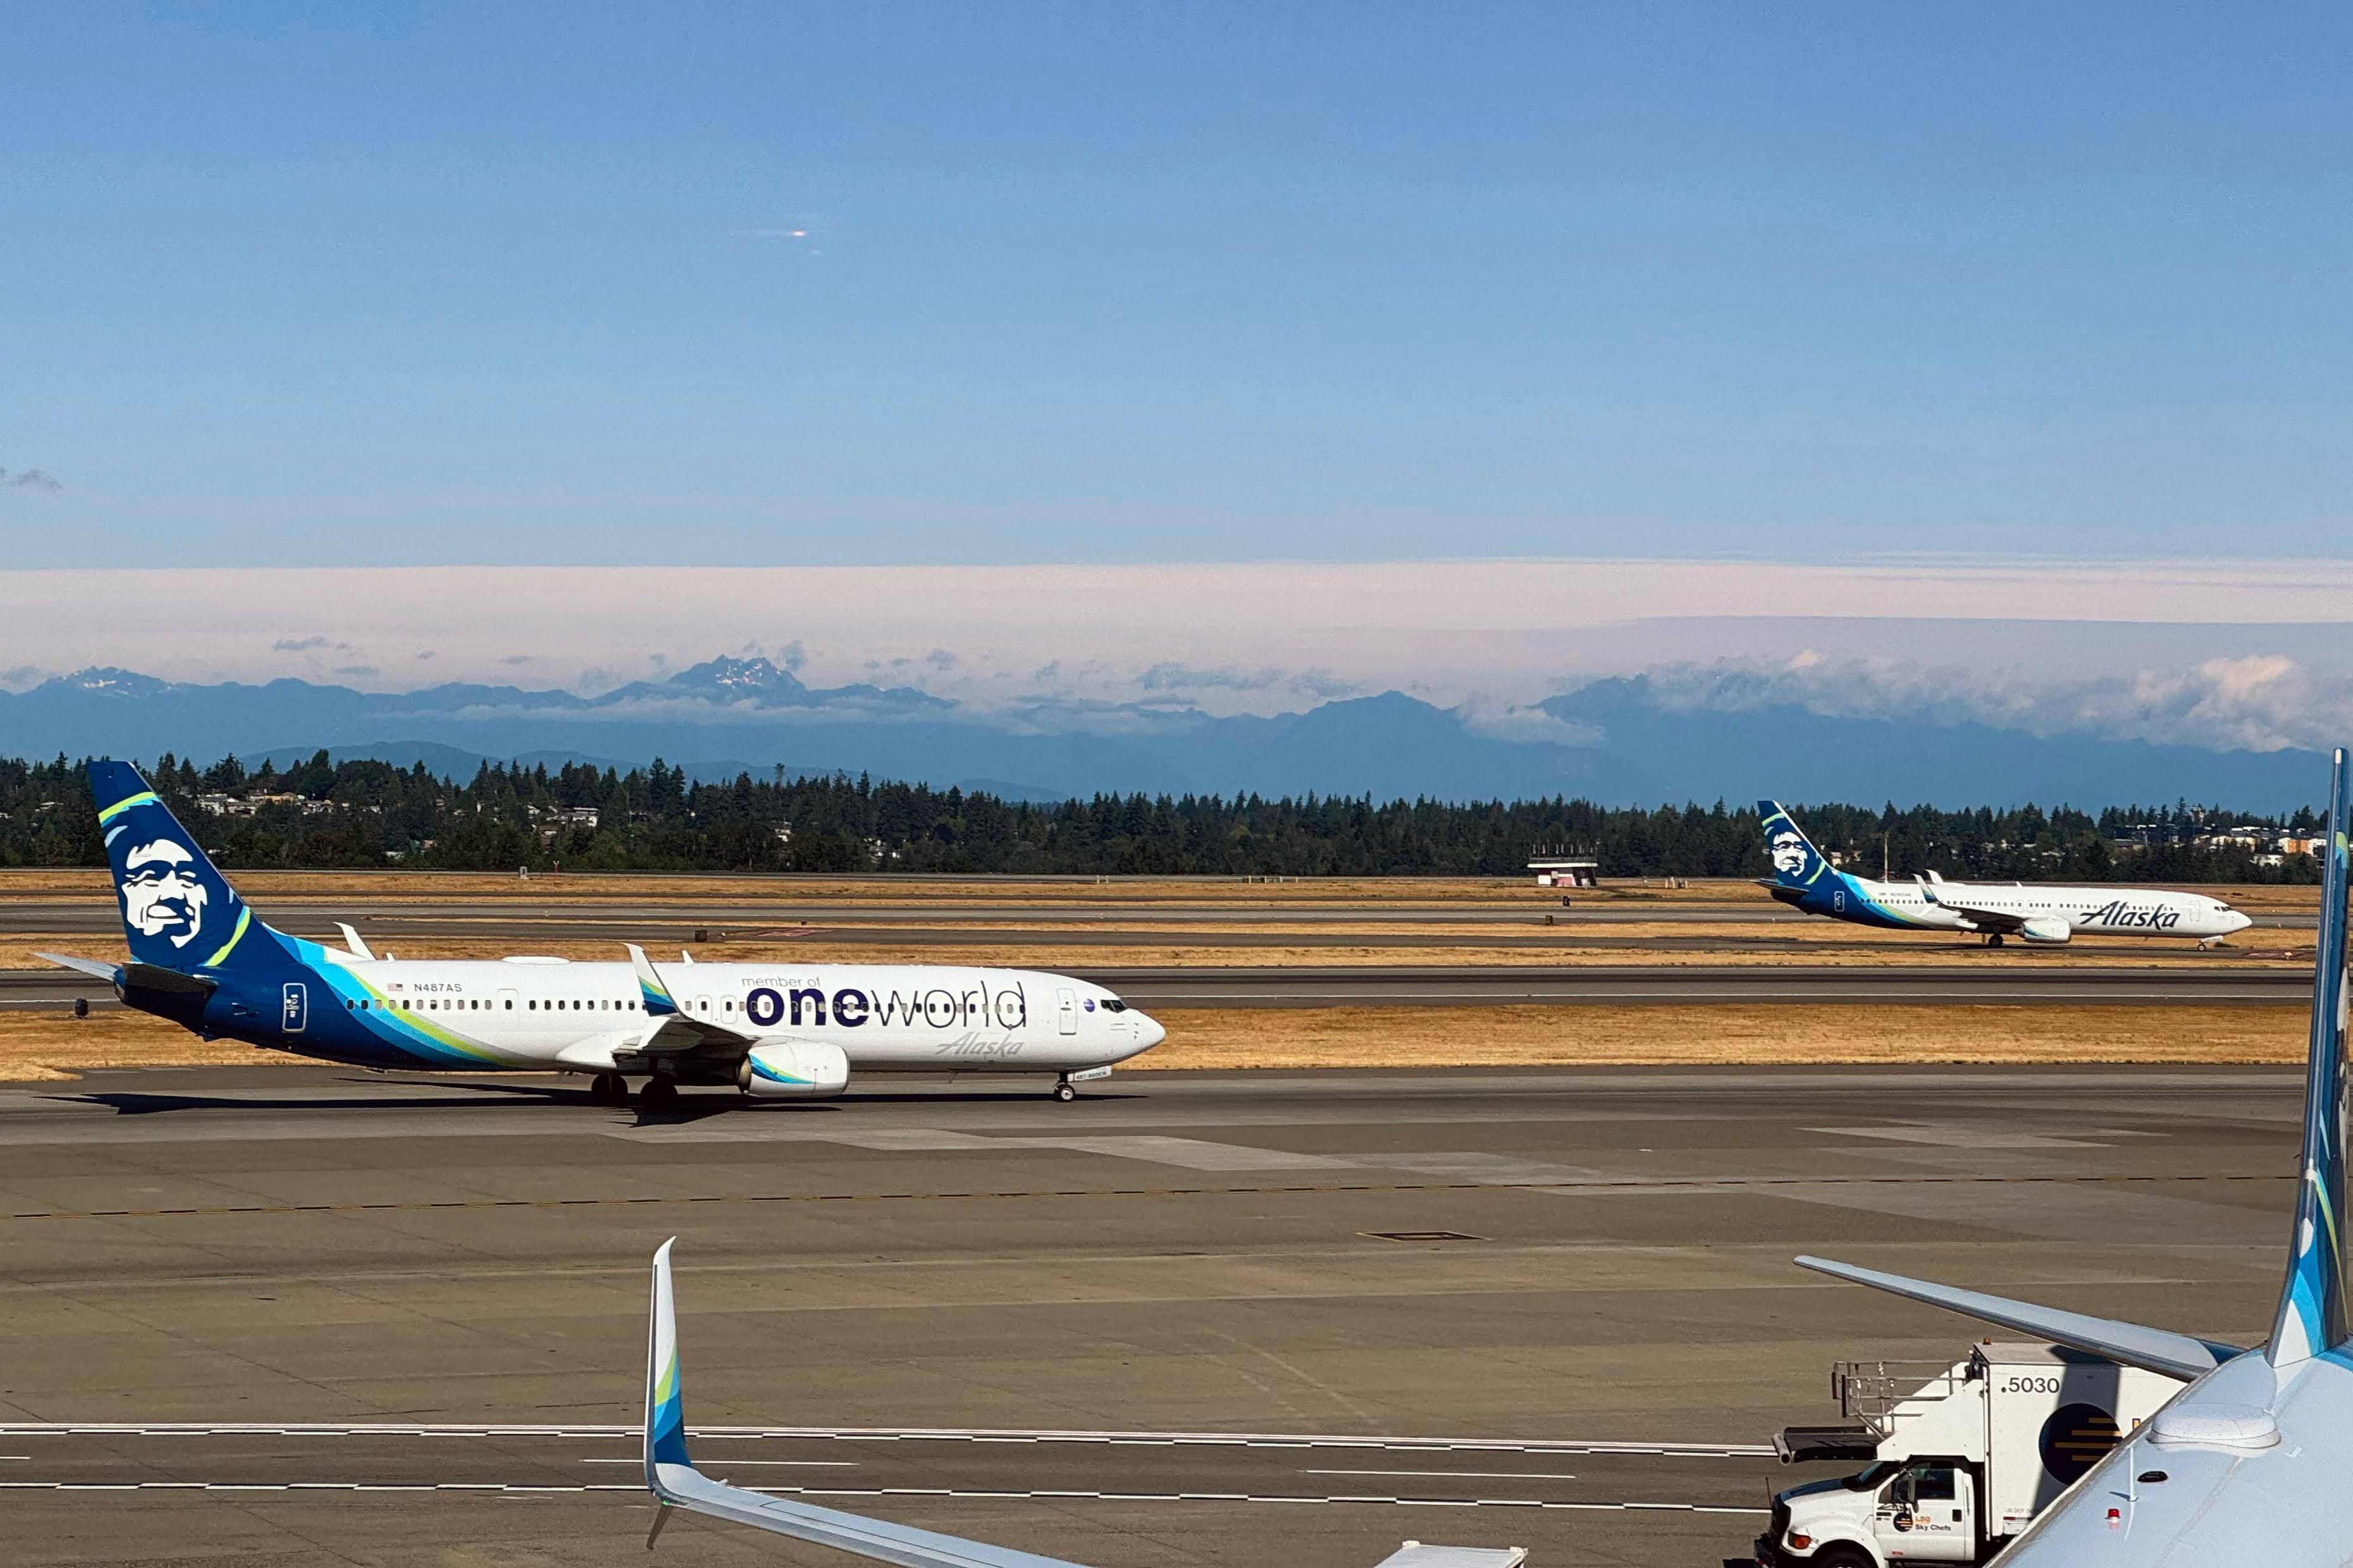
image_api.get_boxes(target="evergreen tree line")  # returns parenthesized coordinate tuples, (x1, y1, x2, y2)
(0, 751, 2325, 883)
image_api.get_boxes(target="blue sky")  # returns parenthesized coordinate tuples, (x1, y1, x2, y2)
(6, 3, 2347, 569)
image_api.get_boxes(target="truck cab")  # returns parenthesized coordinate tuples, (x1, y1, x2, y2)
(1755, 1343, 2177, 1566)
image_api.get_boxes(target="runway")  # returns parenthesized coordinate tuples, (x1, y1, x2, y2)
(0, 961, 2310, 1014)
(0, 1062, 2300, 1567)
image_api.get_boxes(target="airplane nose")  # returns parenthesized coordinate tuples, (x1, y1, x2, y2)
(1135, 1011, 1167, 1050)
(2231, 911, 2255, 932)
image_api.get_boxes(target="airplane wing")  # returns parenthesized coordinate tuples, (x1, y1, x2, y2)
(643, 1241, 1524, 1567)
(1913, 877, 2028, 934)
(1794, 1256, 2241, 1381)
(619, 944, 759, 1073)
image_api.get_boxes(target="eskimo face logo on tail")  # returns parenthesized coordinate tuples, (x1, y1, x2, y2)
(121, 839, 208, 948)
(1769, 826, 1812, 879)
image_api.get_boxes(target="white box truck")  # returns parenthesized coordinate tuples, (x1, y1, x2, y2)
(1753, 1342, 2177, 1565)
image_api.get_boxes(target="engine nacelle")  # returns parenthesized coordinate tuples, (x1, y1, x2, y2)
(736, 1040, 850, 1099)
(2020, 915, 2073, 944)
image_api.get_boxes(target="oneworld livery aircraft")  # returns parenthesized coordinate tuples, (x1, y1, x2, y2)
(643, 1238, 1528, 1568)
(1758, 799, 2254, 948)
(1768, 747, 2353, 1566)
(42, 761, 1164, 1107)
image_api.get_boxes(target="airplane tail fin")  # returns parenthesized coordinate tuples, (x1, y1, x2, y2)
(2268, 744, 2352, 1367)
(88, 760, 271, 976)
(1758, 799, 1835, 891)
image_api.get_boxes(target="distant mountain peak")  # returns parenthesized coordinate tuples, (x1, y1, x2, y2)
(665, 655, 808, 701)
(58, 667, 177, 699)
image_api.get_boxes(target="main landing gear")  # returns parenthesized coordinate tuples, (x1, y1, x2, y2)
(588, 1071, 629, 1106)
(639, 1078, 679, 1109)
(1984, 932, 2006, 948)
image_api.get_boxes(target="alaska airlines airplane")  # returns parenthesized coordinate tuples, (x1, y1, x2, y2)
(41, 761, 1164, 1107)
(1772, 748, 2353, 1566)
(643, 1238, 1528, 1568)
(1758, 799, 2254, 947)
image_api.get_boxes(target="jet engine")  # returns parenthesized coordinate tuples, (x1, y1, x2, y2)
(2020, 916, 2073, 944)
(736, 1040, 850, 1099)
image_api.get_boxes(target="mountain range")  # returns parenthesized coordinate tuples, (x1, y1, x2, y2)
(0, 655, 2330, 812)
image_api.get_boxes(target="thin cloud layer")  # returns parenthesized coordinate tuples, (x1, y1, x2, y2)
(1642, 652, 2349, 755)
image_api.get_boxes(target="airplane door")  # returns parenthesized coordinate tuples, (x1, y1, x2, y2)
(1872, 1464, 1972, 1561)
(1056, 987, 1078, 1035)
(281, 982, 308, 1034)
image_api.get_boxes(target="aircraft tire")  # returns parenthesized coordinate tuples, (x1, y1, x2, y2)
(639, 1078, 679, 1109)
(1053, 1080, 1078, 1103)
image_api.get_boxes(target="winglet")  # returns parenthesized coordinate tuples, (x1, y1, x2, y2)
(645, 1237, 692, 1489)
(2269, 745, 2352, 1367)
(1796, 1256, 2238, 1381)
(628, 945, 680, 1017)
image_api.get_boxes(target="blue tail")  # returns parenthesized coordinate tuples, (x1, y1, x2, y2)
(2268, 746, 2352, 1367)
(1758, 799, 1836, 892)
(89, 760, 274, 977)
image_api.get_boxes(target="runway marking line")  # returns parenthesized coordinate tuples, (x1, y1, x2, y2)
(0, 1171, 2292, 1223)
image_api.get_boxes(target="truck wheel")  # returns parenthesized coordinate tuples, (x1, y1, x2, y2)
(1810, 1548, 1874, 1568)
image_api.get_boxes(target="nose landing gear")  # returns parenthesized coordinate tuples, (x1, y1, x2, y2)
(1052, 1076, 1078, 1103)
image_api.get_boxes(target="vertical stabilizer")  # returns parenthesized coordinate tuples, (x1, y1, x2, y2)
(1758, 800, 1836, 891)
(2269, 746, 2352, 1367)
(89, 760, 269, 975)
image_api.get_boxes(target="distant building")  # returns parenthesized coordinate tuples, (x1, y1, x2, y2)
(1527, 852, 1600, 888)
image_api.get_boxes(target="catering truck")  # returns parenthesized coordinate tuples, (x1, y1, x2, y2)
(1753, 1343, 2177, 1565)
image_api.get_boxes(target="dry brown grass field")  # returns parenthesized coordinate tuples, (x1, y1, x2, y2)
(0, 1001, 2305, 1083)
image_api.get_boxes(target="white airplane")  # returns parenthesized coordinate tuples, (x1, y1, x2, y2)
(1770, 746, 2353, 1565)
(42, 760, 1164, 1107)
(642, 1238, 1529, 1568)
(1759, 799, 2255, 947)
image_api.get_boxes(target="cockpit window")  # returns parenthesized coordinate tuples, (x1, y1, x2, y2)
(1100, 997, 1128, 1013)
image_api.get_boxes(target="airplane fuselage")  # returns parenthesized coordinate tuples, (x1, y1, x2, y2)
(160, 939, 1159, 1080)
(1769, 872, 2251, 941)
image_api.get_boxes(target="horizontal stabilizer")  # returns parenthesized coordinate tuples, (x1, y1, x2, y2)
(335, 923, 376, 961)
(1796, 1256, 2240, 1381)
(35, 951, 121, 984)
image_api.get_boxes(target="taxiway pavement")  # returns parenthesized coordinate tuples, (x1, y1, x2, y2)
(0, 1063, 2297, 1567)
